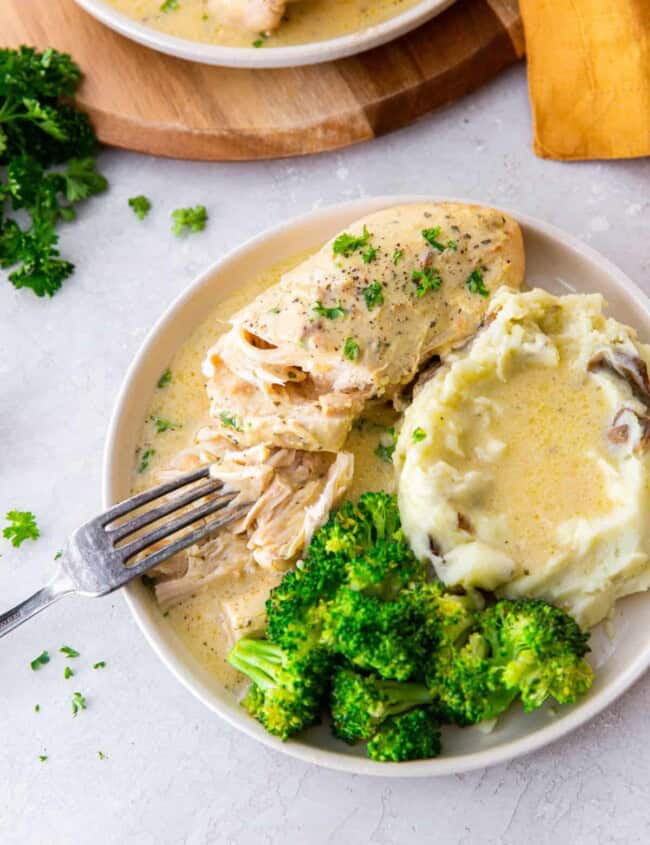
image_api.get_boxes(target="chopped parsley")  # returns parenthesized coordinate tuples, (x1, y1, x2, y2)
(446, 240, 458, 251)
(30, 651, 50, 671)
(39, 754, 48, 762)
(343, 337, 360, 361)
(412, 267, 442, 297)
(312, 300, 347, 320)
(466, 268, 489, 297)
(361, 244, 377, 264)
(93, 661, 106, 670)
(64, 666, 74, 679)
(160, 0, 179, 11)
(157, 368, 172, 389)
(54, 550, 63, 560)
(374, 427, 397, 463)
(3, 510, 40, 547)
(128, 195, 151, 220)
(362, 281, 384, 311)
(71, 691, 87, 717)
(422, 227, 445, 251)
(97, 751, 108, 760)
(34, 704, 40, 713)
(151, 416, 179, 433)
(219, 411, 243, 431)
(412, 427, 426, 443)
(137, 448, 155, 474)
(60, 645, 79, 658)
(392, 248, 404, 265)
(252, 35, 266, 47)
(171, 205, 207, 236)
(332, 225, 371, 257)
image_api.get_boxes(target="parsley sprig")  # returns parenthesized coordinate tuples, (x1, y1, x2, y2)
(362, 281, 383, 311)
(3, 510, 40, 547)
(332, 225, 371, 258)
(466, 268, 489, 297)
(412, 267, 442, 297)
(0, 47, 107, 297)
(171, 205, 207, 236)
(312, 300, 347, 320)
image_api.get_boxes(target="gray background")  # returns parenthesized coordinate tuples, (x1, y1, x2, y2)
(1, 63, 650, 844)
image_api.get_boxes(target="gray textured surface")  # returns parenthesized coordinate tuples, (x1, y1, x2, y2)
(1, 63, 650, 845)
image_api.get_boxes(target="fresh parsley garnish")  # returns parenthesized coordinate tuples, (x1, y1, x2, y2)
(60, 645, 79, 658)
(312, 300, 346, 320)
(137, 448, 155, 473)
(30, 651, 50, 671)
(39, 754, 48, 762)
(34, 704, 40, 713)
(361, 244, 377, 264)
(71, 691, 87, 717)
(3, 510, 40, 547)
(151, 416, 179, 433)
(392, 248, 404, 265)
(171, 205, 207, 236)
(343, 337, 360, 361)
(374, 427, 396, 463)
(160, 0, 179, 11)
(64, 666, 74, 679)
(0, 48, 107, 297)
(157, 368, 172, 389)
(422, 227, 448, 252)
(446, 240, 458, 251)
(252, 34, 266, 47)
(219, 411, 243, 431)
(128, 195, 151, 220)
(54, 550, 63, 560)
(412, 427, 426, 443)
(412, 267, 442, 297)
(332, 225, 371, 257)
(97, 751, 108, 760)
(362, 281, 384, 311)
(93, 661, 106, 670)
(466, 268, 489, 297)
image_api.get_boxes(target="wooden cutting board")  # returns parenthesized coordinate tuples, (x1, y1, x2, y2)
(5, 0, 524, 161)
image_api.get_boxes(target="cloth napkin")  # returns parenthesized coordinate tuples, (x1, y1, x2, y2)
(519, 0, 650, 160)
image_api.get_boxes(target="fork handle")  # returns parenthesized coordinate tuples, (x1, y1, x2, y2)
(0, 572, 74, 639)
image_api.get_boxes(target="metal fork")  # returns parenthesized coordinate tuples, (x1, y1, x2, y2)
(0, 467, 250, 639)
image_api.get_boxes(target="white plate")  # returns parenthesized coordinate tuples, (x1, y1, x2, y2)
(74, 0, 455, 68)
(104, 196, 650, 777)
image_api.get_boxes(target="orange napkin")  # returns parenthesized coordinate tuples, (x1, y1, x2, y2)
(519, 0, 650, 160)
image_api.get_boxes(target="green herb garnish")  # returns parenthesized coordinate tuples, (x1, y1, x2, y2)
(171, 205, 207, 236)
(466, 269, 489, 297)
(412, 427, 426, 443)
(97, 751, 107, 760)
(64, 666, 74, 679)
(362, 281, 383, 311)
(39, 754, 48, 762)
(128, 195, 151, 220)
(54, 550, 63, 560)
(60, 645, 79, 658)
(160, 0, 179, 11)
(0, 47, 108, 297)
(312, 300, 347, 320)
(343, 337, 360, 361)
(392, 249, 404, 265)
(137, 448, 155, 473)
(71, 691, 87, 717)
(412, 267, 442, 297)
(151, 416, 179, 433)
(30, 651, 50, 671)
(374, 427, 396, 463)
(93, 661, 106, 670)
(219, 411, 243, 431)
(34, 704, 40, 713)
(361, 244, 377, 264)
(332, 225, 371, 257)
(157, 368, 172, 389)
(3, 510, 40, 547)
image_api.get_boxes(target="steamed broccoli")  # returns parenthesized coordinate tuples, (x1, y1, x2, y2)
(367, 708, 442, 762)
(228, 637, 330, 740)
(428, 599, 593, 725)
(330, 666, 433, 743)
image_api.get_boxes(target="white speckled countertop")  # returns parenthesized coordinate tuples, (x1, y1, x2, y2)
(1, 64, 650, 845)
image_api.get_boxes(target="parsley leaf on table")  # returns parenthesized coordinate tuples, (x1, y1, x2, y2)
(129, 195, 151, 220)
(3, 510, 40, 547)
(171, 205, 207, 235)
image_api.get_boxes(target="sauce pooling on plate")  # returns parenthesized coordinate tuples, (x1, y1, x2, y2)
(106, 0, 424, 48)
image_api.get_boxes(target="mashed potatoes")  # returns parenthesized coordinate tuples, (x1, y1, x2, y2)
(395, 288, 650, 628)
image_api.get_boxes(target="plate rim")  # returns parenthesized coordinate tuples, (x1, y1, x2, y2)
(73, 0, 456, 68)
(103, 194, 650, 777)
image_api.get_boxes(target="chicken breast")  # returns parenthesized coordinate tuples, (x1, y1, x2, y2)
(151, 444, 353, 608)
(209, 0, 295, 33)
(204, 203, 525, 452)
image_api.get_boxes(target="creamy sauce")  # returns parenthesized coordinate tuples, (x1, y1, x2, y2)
(459, 363, 613, 571)
(133, 251, 395, 690)
(107, 0, 423, 48)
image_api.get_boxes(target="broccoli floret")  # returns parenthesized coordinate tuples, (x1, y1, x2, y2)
(428, 599, 593, 725)
(266, 492, 424, 653)
(228, 637, 330, 740)
(330, 666, 433, 744)
(321, 588, 429, 681)
(480, 599, 593, 710)
(367, 708, 442, 762)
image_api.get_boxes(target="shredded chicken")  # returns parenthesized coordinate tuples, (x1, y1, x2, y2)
(204, 203, 524, 451)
